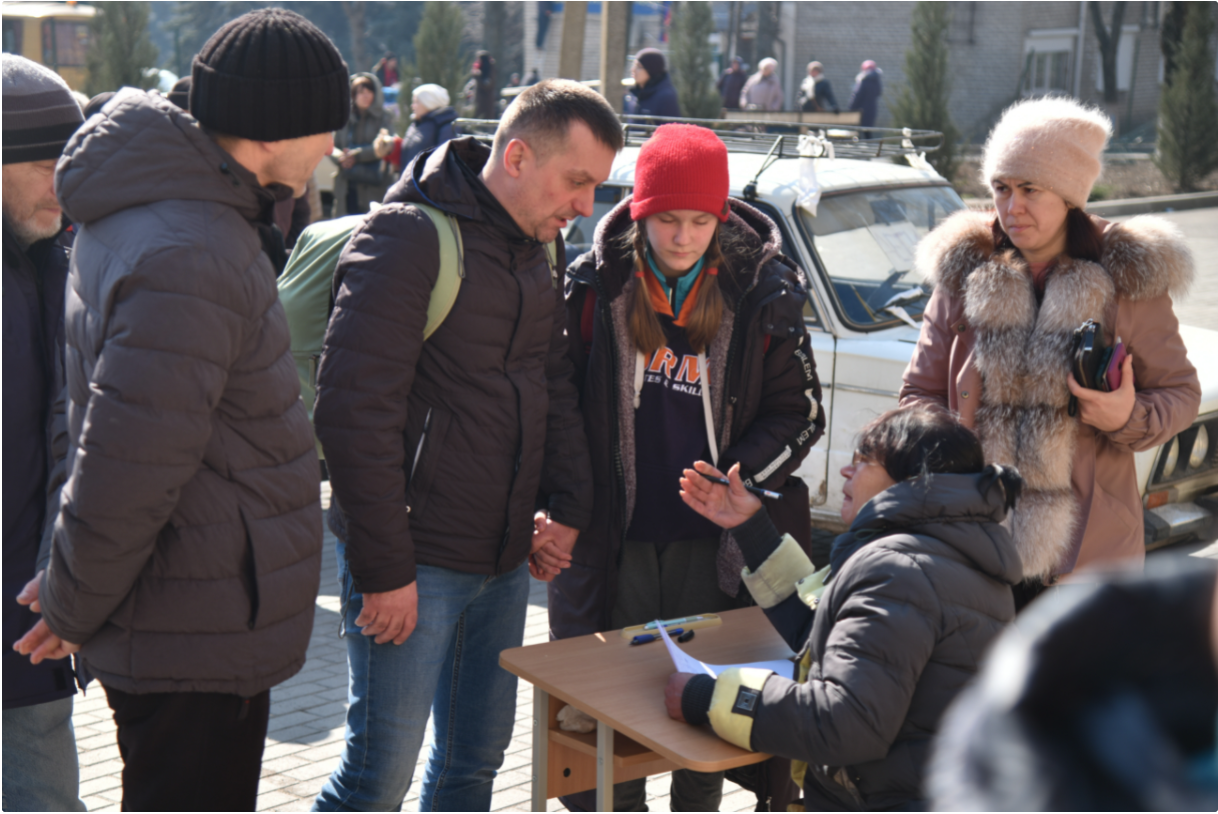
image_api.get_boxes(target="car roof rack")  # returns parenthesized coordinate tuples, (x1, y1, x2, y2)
(455, 115, 943, 161)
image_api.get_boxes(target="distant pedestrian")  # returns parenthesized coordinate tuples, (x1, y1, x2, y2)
(2, 53, 87, 814)
(624, 48, 681, 121)
(849, 59, 883, 133)
(333, 72, 395, 215)
(12, 9, 344, 810)
(509, 71, 521, 87)
(373, 83, 458, 177)
(717, 55, 748, 110)
(740, 57, 783, 111)
(472, 49, 497, 119)
(373, 52, 399, 88)
(798, 60, 839, 113)
(526, 67, 540, 85)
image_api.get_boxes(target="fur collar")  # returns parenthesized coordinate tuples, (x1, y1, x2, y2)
(918, 209, 1194, 301)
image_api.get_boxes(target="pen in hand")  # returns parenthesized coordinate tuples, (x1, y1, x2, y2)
(702, 476, 782, 501)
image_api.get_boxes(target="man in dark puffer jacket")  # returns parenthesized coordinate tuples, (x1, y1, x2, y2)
(14, 10, 346, 810)
(312, 81, 620, 811)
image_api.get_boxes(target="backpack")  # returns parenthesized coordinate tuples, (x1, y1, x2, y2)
(277, 204, 558, 459)
(277, 203, 465, 458)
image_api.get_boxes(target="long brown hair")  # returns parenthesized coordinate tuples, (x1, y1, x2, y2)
(626, 221, 727, 356)
(991, 207, 1103, 263)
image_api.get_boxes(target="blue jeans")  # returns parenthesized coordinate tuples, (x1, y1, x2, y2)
(2, 696, 86, 811)
(314, 543, 530, 812)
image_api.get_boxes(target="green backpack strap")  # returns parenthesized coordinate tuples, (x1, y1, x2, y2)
(411, 203, 464, 339)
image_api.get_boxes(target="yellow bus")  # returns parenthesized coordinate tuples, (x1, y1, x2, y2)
(2, 1, 94, 90)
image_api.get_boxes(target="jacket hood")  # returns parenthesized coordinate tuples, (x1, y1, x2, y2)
(56, 88, 270, 226)
(423, 106, 458, 127)
(918, 209, 1195, 302)
(836, 472, 1024, 585)
(583, 195, 786, 301)
(387, 136, 533, 243)
(350, 71, 386, 113)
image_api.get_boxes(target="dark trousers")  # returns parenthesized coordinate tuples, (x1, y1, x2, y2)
(104, 686, 270, 812)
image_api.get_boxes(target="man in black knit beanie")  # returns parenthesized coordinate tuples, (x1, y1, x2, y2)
(12, 9, 348, 810)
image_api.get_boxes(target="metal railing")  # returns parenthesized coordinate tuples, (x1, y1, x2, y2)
(455, 115, 944, 161)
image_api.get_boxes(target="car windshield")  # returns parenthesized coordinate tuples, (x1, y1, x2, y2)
(798, 185, 966, 328)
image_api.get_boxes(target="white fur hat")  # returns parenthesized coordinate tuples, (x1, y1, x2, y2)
(412, 83, 449, 112)
(981, 96, 1113, 209)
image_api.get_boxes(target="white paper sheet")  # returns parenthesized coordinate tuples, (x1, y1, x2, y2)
(657, 623, 794, 680)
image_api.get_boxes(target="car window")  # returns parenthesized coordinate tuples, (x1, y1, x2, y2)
(747, 200, 822, 330)
(798, 186, 965, 329)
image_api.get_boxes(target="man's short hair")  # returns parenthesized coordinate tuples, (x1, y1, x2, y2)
(492, 79, 623, 163)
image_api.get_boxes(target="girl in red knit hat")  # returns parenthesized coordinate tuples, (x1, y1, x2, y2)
(539, 123, 826, 812)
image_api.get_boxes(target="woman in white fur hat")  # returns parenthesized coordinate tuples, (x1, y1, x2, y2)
(901, 96, 1200, 608)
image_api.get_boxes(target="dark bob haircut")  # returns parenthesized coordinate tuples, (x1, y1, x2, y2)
(856, 405, 1023, 510)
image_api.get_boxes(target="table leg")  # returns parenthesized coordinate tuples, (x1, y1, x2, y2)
(596, 719, 614, 812)
(532, 686, 548, 812)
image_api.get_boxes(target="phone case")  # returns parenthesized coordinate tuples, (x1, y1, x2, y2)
(1105, 339, 1126, 391)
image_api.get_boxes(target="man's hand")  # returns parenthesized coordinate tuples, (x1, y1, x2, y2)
(13, 575, 80, 664)
(13, 619, 79, 664)
(679, 461, 762, 530)
(355, 581, 418, 645)
(529, 512, 578, 581)
(665, 672, 695, 723)
(1067, 353, 1136, 433)
(16, 570, 43, 613)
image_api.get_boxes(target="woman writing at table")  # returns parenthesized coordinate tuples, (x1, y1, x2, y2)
(666, 406, 1023, 811)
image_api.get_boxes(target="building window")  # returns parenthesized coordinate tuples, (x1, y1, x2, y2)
(53, 20, 89, 67)
(1022, 32, 1076, 95)
(1094, 25, 1139, 93)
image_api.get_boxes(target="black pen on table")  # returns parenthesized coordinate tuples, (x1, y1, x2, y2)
(702, 475, 782, 501)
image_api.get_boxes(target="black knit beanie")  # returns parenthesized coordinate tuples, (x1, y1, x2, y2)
(2, 54, 84, 164)
(635, 48, 667, 82)
(191, 8, 349, 142)
(167, 76, 191, 110)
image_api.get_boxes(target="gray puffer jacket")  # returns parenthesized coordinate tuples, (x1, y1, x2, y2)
(698, 473, 1022, 811)
(40, 88, 323, 696)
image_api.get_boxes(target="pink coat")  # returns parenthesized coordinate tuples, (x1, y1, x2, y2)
(900, 211, 1200, 579)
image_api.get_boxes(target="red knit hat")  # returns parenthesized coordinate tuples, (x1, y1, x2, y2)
(630, 124, 730, 223)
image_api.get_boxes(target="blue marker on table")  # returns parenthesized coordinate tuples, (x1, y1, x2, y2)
(631, 628, 683, 646)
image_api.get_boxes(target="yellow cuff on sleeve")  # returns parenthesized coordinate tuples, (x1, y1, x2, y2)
(708, 667, 773, 751)
(794, 565, 831, 610)
(740, 534, 817, 609)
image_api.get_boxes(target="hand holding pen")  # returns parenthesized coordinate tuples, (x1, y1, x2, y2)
(679, 461, 765, 530)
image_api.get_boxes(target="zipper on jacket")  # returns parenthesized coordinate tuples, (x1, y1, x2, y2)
(495, 250, 528, 575)
(587, 270, 630, 547)
(407, 408, 433, 495)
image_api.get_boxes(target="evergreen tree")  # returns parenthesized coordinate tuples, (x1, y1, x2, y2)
(86, 1, 159, 96)
(1155, 2, 1218, 192)
(669, 1, 720, 119)
(887, 1, 961, 182)
(412, 1, 468, 113)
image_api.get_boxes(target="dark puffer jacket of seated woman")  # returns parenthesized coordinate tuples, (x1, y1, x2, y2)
(667, 405, 1025, 811)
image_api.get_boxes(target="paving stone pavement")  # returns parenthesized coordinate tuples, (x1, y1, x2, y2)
(70, 483, 757, 812)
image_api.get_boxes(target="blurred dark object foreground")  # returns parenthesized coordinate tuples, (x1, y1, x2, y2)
(929, 557, 1218, 811)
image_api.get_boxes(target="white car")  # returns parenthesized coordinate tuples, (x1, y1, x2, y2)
(479, 118, 1218, 549)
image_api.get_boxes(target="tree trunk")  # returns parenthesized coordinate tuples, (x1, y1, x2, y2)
(599, 1, 629, 112)
(345, 1, 369, 73)
(484, 2, 506, 91)
(1089, 1, 1127, 104)
(558, 1, 588, 80)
